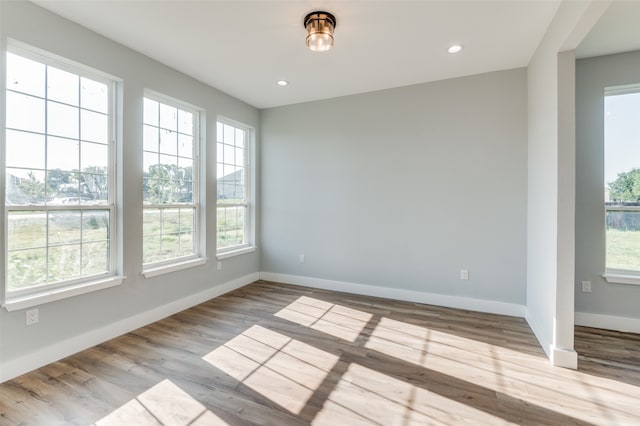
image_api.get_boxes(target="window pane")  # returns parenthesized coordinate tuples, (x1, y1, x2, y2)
(6, 130, 45, 170)
(217, 205, 246, 248)
(143, 98, 159, 126)
(8, 211, 47, 250)
(178, 134, 193, 159)
(8, 248, 47, 290)
(143, 96, 198, 265)
(81, 141, 108, 171)
(83, 210, 109, 242)
(217, 122, 223, 143)
(144, 125, 159, 152)
(82, 241, 109, 276)
(144, 152, 159, 175)
(163, 208, 180, 234)
(49, 210, 81, 245)
(143, 235, 162, 264)
(178, 157, 193, 175)
(81, 77, 108, 113)
(235, 128, 245, 147)
(605, 91, 640, 272)
(47, 66, 79, 105)
(6, 91, 45, 133)
(159, 154, 178, 172)
(223, 124, 235, 145)
(48, 101, 79, 139)
(48, 244, 81, 283)
(160, 129, 178, 155)
(48, 136, 80, 171)
(143, 209, 162, 236)
(48, 173, 80, 205)
(7, 52, 45, 97)
(79, 174, 108, 204)
(223, 144, 234, 165)
(606, 210, 640, 271)
(5, 50, 115, 292)
(235, 147, 245, 166)
(177, 232, 194, 257)
(81, 110, 108, 144)
(6, 168, 46, 205)
(159, 103, 177, 131)
(180, 208, 194, 233)
(178, 110, 193, 135)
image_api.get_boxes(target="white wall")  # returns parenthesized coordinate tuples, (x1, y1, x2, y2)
(575, 50, 640, 331)
(0, 1, 260, 381)
(261, 69, 528, 309)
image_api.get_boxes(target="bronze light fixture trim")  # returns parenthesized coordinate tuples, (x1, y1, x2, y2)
(304, 11, 337, 52)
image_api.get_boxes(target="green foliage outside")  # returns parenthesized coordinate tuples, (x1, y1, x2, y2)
(142, 208, 194, 264)
(609, 168, 640, 202)
(7, 211, 109, 290)
(606, 229, 640, 271)
(217, 204, 245, 248)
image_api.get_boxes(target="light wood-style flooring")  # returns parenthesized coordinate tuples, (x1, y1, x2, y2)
(1, 280, 639, 425)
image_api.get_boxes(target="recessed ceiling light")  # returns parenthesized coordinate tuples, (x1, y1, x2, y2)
(448, 44, 463, 54)
(277, 80, 289, 86)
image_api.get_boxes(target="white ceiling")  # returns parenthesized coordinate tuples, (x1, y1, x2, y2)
(576, 1, 640, 59)
(30, 1, 569, 109)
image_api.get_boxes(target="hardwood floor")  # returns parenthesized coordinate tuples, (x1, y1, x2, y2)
(1, 280, 638, 425)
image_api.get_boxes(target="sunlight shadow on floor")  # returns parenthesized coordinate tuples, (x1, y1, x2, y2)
(94, 379, 228, 425)
(274, 296, 372, 342)
(203, 324, 339, 414)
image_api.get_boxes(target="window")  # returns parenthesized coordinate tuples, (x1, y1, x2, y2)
(604, 87, 640, 283)
(216, 119, 253, 256)
(142, 94, 201, 270)
(4, 45, 120, 306)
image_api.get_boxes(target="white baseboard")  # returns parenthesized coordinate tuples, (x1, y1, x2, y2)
(0, 272, 259, 383)
(550, 346, 578, 369)
(259, 272, 526, 318)
(575, 311, 640, 334)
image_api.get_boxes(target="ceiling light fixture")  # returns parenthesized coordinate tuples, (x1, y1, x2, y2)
(276, 80, 289, 86)
(304, 11, 336, 52)
(448, 44, 463, 54)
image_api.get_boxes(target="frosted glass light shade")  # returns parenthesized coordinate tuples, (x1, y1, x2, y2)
(304, 12, 336, 52)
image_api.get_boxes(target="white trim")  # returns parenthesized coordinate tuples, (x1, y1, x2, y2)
(550, 346, 578, 369)
(142, 257, 207, 278)
(575, 311, 640, 334)
(217, 246, 256, 260)
(259, 272, 525, 318)
(0, 272, 258, 383)
(3, 276, 126, 312)
(603, 272, 640, 286)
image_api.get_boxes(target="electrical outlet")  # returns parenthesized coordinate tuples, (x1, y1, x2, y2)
(26, 308, 39, 326)
(299, 254, 305, 264)
(460, 269, 469, 280)
(581, 281, 592, 293)
(217, 261, 223, 271)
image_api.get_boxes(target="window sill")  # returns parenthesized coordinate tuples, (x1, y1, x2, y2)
(217, 246, 256, 260)
(142, 257, 208, 279)
(603, 271, 640, 286)
(3, 276, 126, 312)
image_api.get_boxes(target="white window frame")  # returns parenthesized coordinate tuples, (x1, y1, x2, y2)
(141, 91, 205, 277)
(2, 41, 124, 311)
(603, 85, 640, 286)
(216, 117, 255, 259)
